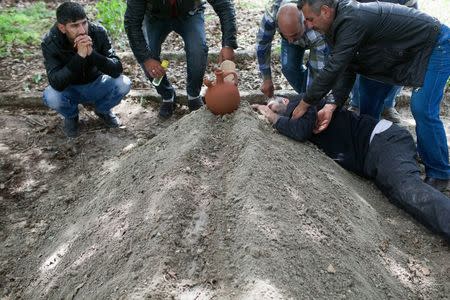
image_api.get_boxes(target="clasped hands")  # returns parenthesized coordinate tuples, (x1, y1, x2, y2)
(74, 34, 93, 58)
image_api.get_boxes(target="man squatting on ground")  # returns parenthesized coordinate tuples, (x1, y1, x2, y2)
(124, 0, 237, 118)
(256, 0, 328, 97)
(42, 2, 131, 138)
(252, 97, 450, 241)
(292, 0, 450, 192)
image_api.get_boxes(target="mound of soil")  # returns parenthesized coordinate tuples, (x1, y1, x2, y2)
(1, 1, 449, 298)
(1, 103, 449, 299)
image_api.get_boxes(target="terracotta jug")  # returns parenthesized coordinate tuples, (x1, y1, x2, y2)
(203, 70, 240, 115)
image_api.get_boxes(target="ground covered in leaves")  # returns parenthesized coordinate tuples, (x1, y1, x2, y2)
(0, 0, 293, 94)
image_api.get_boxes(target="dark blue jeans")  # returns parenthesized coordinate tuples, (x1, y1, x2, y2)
(142, 12, 208, 100)
(280, 38, 307, 94)
(410, 24, 450, 180)
(350, 75, 401, 111)
(43, 75, 131, 118)
(355, 24, 450, 180)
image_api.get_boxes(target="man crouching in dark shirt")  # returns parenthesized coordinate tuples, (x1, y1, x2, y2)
(42, 2, 131, 138)
(252, 96, 450, 241)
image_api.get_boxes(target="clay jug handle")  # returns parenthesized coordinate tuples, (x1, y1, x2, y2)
(222, 70, 239, 86)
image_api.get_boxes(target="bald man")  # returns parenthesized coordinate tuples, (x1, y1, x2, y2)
(277, 4, 304, 43)
(256, 0, 328, 98)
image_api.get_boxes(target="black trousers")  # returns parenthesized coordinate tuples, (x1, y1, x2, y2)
(364, 124, 450, 241)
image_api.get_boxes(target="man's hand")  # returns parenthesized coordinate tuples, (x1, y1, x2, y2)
(251, 104, 279, 124)
(86, 44, 93, 56)
(143, 59, 166, 78)
(291, 100, 310, 119)
(219, 47, 235, 63)
(313, 104, 336, 134)
(260, 79, 274, 98)
(74, 35, 92, 58)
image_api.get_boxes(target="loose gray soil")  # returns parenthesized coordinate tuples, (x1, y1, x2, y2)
(1, 99, 449, 299)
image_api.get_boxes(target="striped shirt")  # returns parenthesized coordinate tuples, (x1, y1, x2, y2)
(255, 0, 328, 84)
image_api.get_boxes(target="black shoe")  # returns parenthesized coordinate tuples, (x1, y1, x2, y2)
(95, 111, 121, 128)
(424, 177, 450, 192)
(63, 115, 79, 138)
(188, 97, 204, 111)
(159, 101, 175, 118)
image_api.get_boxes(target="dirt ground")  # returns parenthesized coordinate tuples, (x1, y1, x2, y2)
(1, 100, 449, 299)
(1, 0, 450, 299)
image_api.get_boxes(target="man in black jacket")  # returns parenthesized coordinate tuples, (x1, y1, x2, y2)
(347, 0, 419, 123)
(42, 2, 131, 138)
(291, 0, 450, 192)
(124, 0, 237, 118)
(252, 97, 450, 241)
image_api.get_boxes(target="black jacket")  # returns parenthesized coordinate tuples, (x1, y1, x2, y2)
(274, 98, 378, 176)
(124, 0, 237, 63)
(359, 0, 418, 8)
(41, 23, 123, 91)
(304, 0, 441, 106)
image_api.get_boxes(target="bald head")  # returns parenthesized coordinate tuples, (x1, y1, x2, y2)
(277, 3, 305, 43)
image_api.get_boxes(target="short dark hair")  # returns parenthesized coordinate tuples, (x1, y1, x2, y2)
(56, 2, 87, 24)
(299, 0, 337, 13)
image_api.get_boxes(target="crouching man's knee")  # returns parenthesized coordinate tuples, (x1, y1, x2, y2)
(98, 75, 131, 111)
(114, 75, 131, 98)
(43, 86, 65, 111)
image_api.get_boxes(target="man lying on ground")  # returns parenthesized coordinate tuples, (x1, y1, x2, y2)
(252, 96, 450, 241)
(294, 0, 450, 192)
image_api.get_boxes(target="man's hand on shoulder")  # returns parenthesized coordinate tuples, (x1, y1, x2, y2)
(292, 100, 310, 119)
(313, 103, 336, 134)
(260, 79, 274, 98)
(251, 104, 279, 124)
(219, 46, 235, 63)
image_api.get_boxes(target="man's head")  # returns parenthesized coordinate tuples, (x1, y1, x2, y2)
(268, 97, 290, 114)
(299, 0, 336, 34)
(277, 3, 305, 43)
(56, 2, 88, 43)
